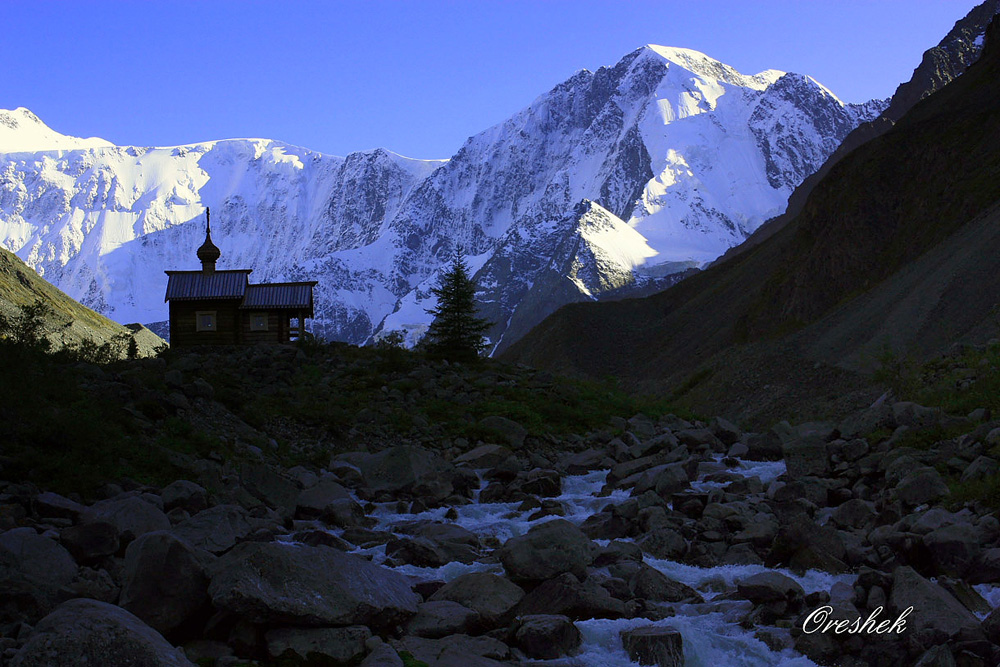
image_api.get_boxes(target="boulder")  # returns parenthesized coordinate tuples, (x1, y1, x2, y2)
(0, 527, 77, 591)
(620, 625, 683, 667)
(638, 528, 687, 560)
(295, 478, 351, 517)
(961, 456, 1000, 483)
(923, 524, 980, 578)
(710, 417, 742, 446)
(453, 444, 513, 469)
(889, 566, 981, 638)
(120, 531, 215, 636)
(517, 572, 626, 620)
(512, 614, 581, 659)
(10, 599, 193, 667)
(428, 573, 524, 628)
(782, 436, 829, 479)
(393, 634, 510, 667)
(895, 467, 950, 507)
(83, 495, 171, 546)
(479, 415, 528, 449)
(510, 468, 561, 497)
(629, 564, 702, 603)
(239, 462, 299, 520)
(266, 626, 371, 664)
(736, 572, 804, 606)
(357, 446, 454, 497)
(405, 600, 480, 639)
(385, 537, 453, 568)
(499, 519, 594, 582)
(171, 504, 256, 554)
(34, 491, 86, 521)
(360, 641, 404, 667)
(892, 402, 941, 429)
(160, 481, 208, 514)
(653, 464, 690, 497)
(829, 499, 877, 531)
(59, 520, 120, 562)
(208, 542, 419, 628)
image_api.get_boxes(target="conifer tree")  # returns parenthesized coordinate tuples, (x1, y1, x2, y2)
(423, 255, 492, 362)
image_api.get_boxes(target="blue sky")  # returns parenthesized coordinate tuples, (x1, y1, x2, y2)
(0, 0, 978, 159)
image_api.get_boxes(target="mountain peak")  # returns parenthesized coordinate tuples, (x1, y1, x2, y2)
(0, 107, 113, 153)
(639, 45, 785, 89)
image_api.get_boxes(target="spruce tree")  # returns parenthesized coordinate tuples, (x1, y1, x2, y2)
(423, 256, 492, 362)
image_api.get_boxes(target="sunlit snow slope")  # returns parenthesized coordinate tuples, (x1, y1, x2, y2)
(0, 45, 884, 351)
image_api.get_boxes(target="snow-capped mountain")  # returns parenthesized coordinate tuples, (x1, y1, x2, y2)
(0, 107, 113, 152)
(0, 45, 885, 351)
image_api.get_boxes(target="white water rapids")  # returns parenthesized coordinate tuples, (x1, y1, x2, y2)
(308, 459, 865, 665)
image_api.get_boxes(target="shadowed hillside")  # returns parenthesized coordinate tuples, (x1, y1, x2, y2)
(503, 18, 1000, 427)
(0, 246, 163, 354)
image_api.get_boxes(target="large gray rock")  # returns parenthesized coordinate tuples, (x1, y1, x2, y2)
(453, 444, 513, 469)
(629, 564, 702, 603)
(961, 456, 1000, 483)
(59, 520, 120, 562)
(10, 598, 194, 667)
(889, 566, 981, 638)
(393, 634, 510, 667)
(239, 462, 299, 520)
(737, 571, 805, 605)
(478, 415, 528, 449)
(83, 495, 171, 546)
(171, 504, 256, 554)
(621, 625, 683, 667)
(638, 528, 687, 560)
(405, 600, 480, 639)
(266, 626, 371, 664)
(34, 491, 86, 521)
(428, 573, 524, 628)
(160, 481, 208, 514)
(516, 572, 626, 620)
(895, 467, 950, 507)
(208, 542, 419, 627)
(120, 531, 215, 636)
(0, 527, 78, 591)
(357, 446, 454, 496)
(512, 614, 581, 659)
(295, 478, 351, 517)
(782, 435, 830, 479)
(923, 524, 980, 578)
(499, 519, 594, 582)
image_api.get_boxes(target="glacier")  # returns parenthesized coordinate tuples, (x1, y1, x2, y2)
(0, 46, 885, 352)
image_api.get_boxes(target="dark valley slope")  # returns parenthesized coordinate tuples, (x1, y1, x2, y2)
(502, 17, 1000, 426)
(0, 246, 163, 354)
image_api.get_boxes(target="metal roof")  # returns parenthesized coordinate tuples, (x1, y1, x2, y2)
(240, 282, 317, 312)
(164, 270, 250, 301)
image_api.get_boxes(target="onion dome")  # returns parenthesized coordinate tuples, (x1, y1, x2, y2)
(197, 207, 221, 271)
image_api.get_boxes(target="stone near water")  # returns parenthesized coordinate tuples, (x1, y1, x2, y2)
(10, 599, 194, 667)
(621, 625, 683, 667)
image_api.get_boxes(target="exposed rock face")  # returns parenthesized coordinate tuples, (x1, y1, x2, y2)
(10, 599, 194, 667)
(207, 542, 420, 627)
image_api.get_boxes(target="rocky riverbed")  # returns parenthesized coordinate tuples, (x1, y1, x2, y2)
(2, 397, 1000, 666)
